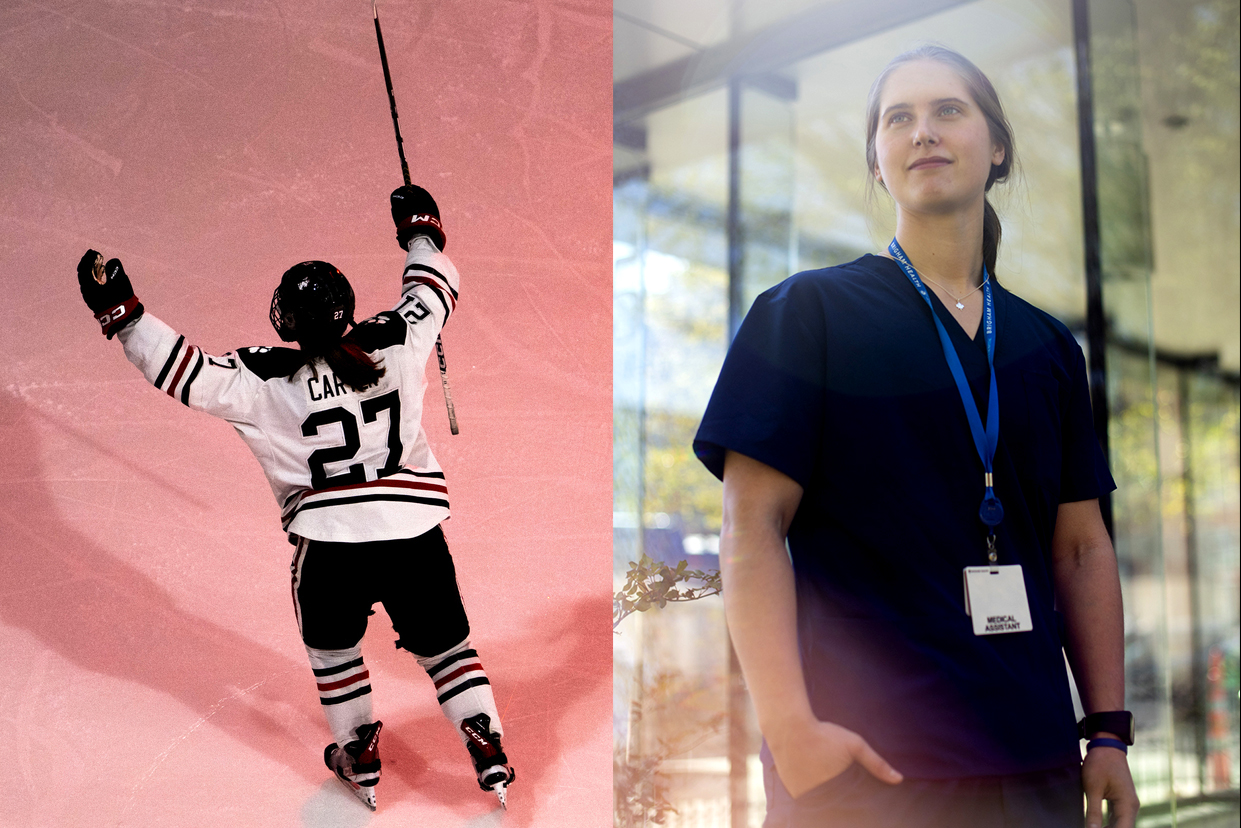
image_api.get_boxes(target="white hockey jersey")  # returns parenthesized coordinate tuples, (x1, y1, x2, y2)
(116, 237, 459, 543)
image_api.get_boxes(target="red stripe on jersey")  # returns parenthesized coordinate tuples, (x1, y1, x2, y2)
(400, 268, 451, 293)
(166, 345, 196, 397)
(402, 274, 457, 311)
(309, 477, 449, 498)
(281, 474, 449, 519)
(433, 662, 482, 690)
(317, 669, 370, 692)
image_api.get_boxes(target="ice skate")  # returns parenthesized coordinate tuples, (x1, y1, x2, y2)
(460, 713, 515, 809)
(324, 720, 383, 811)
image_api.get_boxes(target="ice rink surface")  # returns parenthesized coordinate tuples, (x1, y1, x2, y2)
(0, 1, 612, 825)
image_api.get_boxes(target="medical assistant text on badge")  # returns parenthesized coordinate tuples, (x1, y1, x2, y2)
(963, 566, 1033, 636)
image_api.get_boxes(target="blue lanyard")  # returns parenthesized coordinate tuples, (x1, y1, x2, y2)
(888, 239, 1004, 538)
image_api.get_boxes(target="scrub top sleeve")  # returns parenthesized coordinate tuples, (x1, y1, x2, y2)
(694, 280, 827, 487)
(1058, 340, 1117, 502)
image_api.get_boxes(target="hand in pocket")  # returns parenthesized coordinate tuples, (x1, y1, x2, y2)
(771, 719, 903, 799)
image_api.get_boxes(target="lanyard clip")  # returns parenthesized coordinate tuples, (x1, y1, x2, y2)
(987, 533, 999, 571)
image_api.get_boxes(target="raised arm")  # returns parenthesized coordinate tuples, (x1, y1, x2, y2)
(1051, 498, 1139, 828)
(76, 249, 265, 423)
(391, 186, 457, 314)
(721, 450, 902, 798)
(388, 185, 459, 353)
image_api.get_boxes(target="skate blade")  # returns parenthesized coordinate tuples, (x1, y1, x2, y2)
(491, 783, 507, 810)
(334, 773, 377, 811)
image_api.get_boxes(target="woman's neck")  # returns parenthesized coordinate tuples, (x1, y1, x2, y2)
(891, 202, 987, 295)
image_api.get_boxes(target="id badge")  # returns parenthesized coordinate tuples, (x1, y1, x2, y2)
(962, 565, 1033, 636)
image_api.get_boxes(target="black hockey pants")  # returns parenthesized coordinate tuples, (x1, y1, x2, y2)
(290, 524, 470, 657)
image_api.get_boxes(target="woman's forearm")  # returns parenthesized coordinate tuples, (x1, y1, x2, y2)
(1052, 500, 1126, 722)
(720, 451, 814, 747)
(721, 513, 815, 743)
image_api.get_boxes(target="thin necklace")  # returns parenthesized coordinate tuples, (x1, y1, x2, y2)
(918, 272, 989, 310)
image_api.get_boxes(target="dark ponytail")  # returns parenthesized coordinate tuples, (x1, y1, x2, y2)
(982, 198, 1002, 277)
(321, 336, 385, 391)
(293, 331, 385, 392)
(865, 44, 1017, 276)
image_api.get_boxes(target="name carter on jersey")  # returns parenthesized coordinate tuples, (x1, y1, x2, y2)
(308, 372, 357, 401)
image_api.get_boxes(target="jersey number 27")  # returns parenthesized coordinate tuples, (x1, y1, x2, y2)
(300, 390, 403, 490)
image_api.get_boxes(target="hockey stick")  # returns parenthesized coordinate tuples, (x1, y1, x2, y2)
(373, 0, 460, 435)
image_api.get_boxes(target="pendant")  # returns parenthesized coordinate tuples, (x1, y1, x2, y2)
(955, 301, 965, 309)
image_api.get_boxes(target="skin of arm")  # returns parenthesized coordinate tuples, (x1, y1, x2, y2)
(1051, 498, 1140, 828)
(720, 450, 903, 798)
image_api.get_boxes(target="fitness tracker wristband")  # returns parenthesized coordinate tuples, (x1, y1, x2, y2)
(1086, 738, 1128, 754)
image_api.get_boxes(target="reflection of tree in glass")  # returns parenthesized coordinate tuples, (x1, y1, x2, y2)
(641, 232, 728, 417)
(1108, 348, 1163, 574)
(614, 671, 727, 828)
(644, 410, 724, 535)
(1186, 376, 1239, 522)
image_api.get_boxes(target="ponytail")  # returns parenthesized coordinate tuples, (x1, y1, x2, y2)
(286, 330, 386, 391)
(320, 337, 385, 391)
(982, 198, 1002, 278)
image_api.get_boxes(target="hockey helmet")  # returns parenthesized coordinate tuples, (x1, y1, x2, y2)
(270, 261, 355, 343)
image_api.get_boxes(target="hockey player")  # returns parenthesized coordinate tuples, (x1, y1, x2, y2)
(75, 185, 515, 812)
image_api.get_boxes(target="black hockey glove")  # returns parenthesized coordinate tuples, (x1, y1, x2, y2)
(76, 249, 144, 339)
(390, 184, 446, 252)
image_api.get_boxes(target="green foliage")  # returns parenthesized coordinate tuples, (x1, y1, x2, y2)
(643, 409, 724, 534)
(614, 553, 722, 629)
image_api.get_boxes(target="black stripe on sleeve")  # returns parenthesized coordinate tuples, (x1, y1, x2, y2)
(312, 657, 366, 677)
(436, 677, 490, 705)
(429, 649, 479, 677)
(404, 263, 458, 300)
(180, 352, 204, 405)
(408, 278, 451, 319)
(154, 335, 186, 389)
(321, 685, 373, 706)
(427, 285, 451, 320)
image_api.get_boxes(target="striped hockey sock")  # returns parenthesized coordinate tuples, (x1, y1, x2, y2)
(416, 639, 502, 741)
(306, 645, 374, 749)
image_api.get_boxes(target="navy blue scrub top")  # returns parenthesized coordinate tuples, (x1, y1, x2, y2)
(694, 254, 1116, 779)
